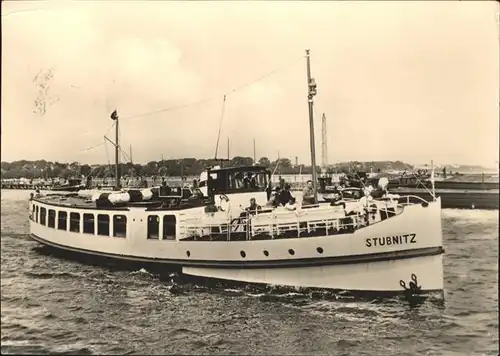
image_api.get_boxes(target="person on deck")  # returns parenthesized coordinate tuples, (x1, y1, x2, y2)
(330, 191, 346, 209)
(159, 180, 170, 196)
(284, 197, 297, 211)
(278, 183, 293, 206)
(302, 180, 316, 205)
(189, 186, 203, 200)
(245, 197, 262, 215)
(265, 190, 279, 208)
(265, 181, 273, 201)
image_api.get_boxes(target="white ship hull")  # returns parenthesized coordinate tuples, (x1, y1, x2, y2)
(28, 196, 444, 296)
(184, 254, 443, 293)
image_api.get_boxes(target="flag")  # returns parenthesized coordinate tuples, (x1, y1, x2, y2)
(110, 110, 118, 120)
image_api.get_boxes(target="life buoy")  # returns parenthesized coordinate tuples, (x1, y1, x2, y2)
(219, 194, 231, 212)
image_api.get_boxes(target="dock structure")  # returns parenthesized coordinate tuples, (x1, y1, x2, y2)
(1, 182, 53, 190)
(389, 188, 499, 210)
(2, 173, 498, 210)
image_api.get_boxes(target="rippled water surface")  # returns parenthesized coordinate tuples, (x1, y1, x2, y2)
(1, 190, 498, 355)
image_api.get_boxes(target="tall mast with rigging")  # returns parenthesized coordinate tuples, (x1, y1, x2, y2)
(253, 138, 256, 165)
(110, 110, 120, 189)
(305, 49, 318, 203)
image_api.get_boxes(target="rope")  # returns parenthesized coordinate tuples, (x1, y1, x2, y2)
(80, 141, 105, 152)
(121, 55, 305, 121)
(397, 162, 437, 199)
(79, 122, 115, 152)
(104, 138, 111, 170)
(214, 95, 227, 159)
(120, 147, 131, 163)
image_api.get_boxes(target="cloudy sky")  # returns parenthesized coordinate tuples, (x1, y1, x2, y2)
(2, 1, 499, 167)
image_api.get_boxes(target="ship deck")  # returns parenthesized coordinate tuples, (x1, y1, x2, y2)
(34, 194, 119, 210)
(32, 194, 208, 211)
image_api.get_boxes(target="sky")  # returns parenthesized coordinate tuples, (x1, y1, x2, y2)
(1, 1, 499, 167)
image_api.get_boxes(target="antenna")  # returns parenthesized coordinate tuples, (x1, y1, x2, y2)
(305, 49, 318, 203)
(214, 95, 227, 159)
(109, 110, 120, 189)
(253, 138, 256, 165)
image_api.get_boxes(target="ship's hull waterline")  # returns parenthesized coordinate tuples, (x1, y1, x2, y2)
(183, 253, 443, 294)
(28, 196, 444, 296)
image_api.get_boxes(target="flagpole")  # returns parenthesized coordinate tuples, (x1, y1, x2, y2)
(110, 110, 120, 189)
(431, 159, 436, 201)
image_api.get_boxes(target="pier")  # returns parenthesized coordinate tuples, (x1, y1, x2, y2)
(2, 174, 498, 210)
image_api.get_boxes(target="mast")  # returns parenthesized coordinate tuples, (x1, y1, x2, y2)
(431, 159, 436, 201)
(306, 49, 318, 203)
(110, 110, 120, 189)
(180, 159, 184, 185)
(253, 138, 256, 165)
(129, 145, 133, 165)
(227, 137, 230, 161)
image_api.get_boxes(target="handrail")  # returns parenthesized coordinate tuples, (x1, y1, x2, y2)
(396, 194, 429, 206)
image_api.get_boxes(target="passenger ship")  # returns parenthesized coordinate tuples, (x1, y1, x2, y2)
(28, 50, 445, 297)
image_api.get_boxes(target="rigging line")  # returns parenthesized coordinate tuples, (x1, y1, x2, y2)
(400, 161, 436, 198)
(122, 54, 305, 121)
(224, 56, 303, 96)
(122, 97, 215, 121)
(105, 121, 116, 136)
(214, 95, 227, 159)
(104, 138, 112, 170)
(80, 141, 105, 152)
(78, 122, 115, 152)
(116, 123, 131, 163)
(119, 147, 131, 163)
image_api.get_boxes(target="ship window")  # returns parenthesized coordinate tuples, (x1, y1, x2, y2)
(35, 205, 39, 223)
(83, 213, 95, 234)
(58, 211, 67, 231)
(40, 207, 46, 225)
(163, 215, 176, 240)
(48, 209, 56, 228)
(97, 214, 110, 236)
(147, 215, 160, 239)
(70, 212, 80, 233)
(113, 215, 127, 238)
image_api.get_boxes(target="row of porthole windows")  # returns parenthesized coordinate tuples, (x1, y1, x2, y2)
(184, 247, 325, 258)
(32, 205, 178, 240)
(32, 204, 127, 237)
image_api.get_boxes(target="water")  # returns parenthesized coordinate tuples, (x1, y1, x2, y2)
(1, 190, 498, 355)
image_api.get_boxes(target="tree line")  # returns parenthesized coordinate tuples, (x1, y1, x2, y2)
(0, 157, 414, 179)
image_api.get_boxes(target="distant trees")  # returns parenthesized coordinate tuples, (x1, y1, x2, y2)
(257, 157, 270, 166)
(0, 158, 417, 179)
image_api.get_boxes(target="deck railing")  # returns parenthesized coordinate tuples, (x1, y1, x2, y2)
(176, 200, 406, 241)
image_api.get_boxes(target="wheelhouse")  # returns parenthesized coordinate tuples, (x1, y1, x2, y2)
(200, 165, 271, 197)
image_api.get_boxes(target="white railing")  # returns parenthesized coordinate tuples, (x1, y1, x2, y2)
(178, 205, 364, 241)
(396, 195, 429, 206)
(176, 193, 436, 242)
